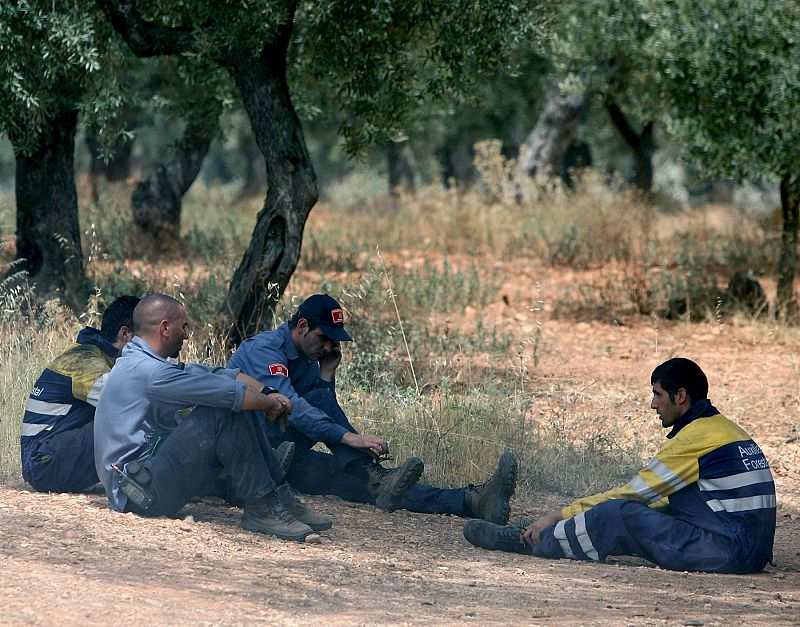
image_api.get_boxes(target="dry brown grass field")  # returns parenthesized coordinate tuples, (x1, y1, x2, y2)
(0, 173, 797, 624)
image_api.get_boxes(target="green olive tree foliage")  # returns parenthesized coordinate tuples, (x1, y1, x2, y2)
(100, 0, 539, 341)
(522, 0, 662, 192)
(0, 1, 121, 309)
(641, 0, 800, 315)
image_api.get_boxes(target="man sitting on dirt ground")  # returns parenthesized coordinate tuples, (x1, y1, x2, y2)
(228, 293, 518, 523)
(21, 295, 140, 493)
(94, 293, 332, 542)
(464, 357, 776, 574)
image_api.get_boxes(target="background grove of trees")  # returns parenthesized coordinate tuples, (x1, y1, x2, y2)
(1, 0, 799, 331)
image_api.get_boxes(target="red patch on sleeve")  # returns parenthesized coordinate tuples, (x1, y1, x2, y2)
(268, 363, 289, 377)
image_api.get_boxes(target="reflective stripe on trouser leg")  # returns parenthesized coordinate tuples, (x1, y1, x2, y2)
(535, 499, 741, 572)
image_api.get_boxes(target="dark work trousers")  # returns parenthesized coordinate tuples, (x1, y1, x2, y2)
(128, 406, 284, 517)
(532, 499, 745, 573)
(23, 421, 98, 493)
(270, 388, 467, 516)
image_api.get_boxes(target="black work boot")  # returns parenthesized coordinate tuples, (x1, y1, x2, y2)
(465, 450, 518, 524)
(274, 441, 295, 474)
(463, 520, 533, 554)
(241, 490, 313, 542)
(276, 483, 333, 531)
(366, 456, 424, 511)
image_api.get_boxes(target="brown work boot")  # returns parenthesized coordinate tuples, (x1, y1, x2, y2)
(366, 457, 424, 511)
(465, 450, 518, 525)
(241, 490, 313, 542)
(276, 483, 333, 531)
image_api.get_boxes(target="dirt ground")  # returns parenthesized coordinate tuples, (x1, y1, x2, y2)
(2, 274, 800, 625)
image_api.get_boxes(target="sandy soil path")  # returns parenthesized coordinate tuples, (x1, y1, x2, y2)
(1, 485, 797, 626)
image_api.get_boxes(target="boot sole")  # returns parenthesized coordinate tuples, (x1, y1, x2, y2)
(275, 441, 295, 474)
(481, 451, 518, 525)
(375, 457, 424, 512)
(241, 515, 313, 542)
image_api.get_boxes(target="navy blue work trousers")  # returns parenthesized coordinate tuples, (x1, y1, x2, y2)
(533, 499, 745, 573)
(128, 405, 284, 517)
(23, 421, 98, 493)
(271, 388, 467, 516)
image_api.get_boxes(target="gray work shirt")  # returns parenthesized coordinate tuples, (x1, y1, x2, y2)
(94, 336, 246, 511)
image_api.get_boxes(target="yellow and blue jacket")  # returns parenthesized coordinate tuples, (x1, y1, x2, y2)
(20, 327, 118, 482)
(562, 400, 776, 570)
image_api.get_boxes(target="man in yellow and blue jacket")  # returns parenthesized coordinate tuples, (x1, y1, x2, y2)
(21, 295, 140, 493)
(464, 357, 776, 573)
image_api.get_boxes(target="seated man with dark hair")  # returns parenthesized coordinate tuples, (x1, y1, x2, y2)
(464, 357, 776, 574)
(21, 295, 141, 493)
(229, 293, 518, 523)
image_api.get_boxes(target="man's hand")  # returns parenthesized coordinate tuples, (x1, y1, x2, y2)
(318, 343, 341, 381)
(341, 432, 388, 459)
(242, 386, 292, 431)
(521, 510, 564, 547)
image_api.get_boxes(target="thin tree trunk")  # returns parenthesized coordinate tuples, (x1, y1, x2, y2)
(130, 111, 219, 254)
(222, 37, 318, 343)
(387, 141, 416, 195)
(439, 139, 476, 188)
(778, 174, 799, 320)
(607, 101, 655, 194)
(11, 108, 88, 311)
(516, 84, 585, 197)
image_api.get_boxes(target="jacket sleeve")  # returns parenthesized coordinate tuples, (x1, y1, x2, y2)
(147, 362, 247, 412)
(561, 435, 703, 518)
(231, 342, 348, 444)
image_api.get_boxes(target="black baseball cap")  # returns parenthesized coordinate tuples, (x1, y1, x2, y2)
(296, 294, 352, 342)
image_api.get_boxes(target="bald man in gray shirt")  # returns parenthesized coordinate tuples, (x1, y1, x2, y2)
(94, 293, 331, 542)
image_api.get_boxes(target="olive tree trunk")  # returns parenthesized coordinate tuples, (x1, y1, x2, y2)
(515, 84, 585, 199)
(100, 0, 317, 340)
(607, 101, 655, 195)
(221, 39, 318, 342)
(778, 174, 799, 320)
(11, 107, 88, 311)
(131, 112, 219, 254)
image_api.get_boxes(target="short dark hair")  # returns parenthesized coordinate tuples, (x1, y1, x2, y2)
(100, 295, 140, 342)
(651, 358, 708, 405)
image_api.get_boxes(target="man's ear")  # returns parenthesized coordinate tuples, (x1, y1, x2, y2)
(676, 387, 689, 405)
(296, 318, 309, 335)
(117, 326, 133, 343)
(159, 319, 170, 337)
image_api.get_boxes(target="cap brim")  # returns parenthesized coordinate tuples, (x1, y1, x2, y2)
(320, 324, 352, 342)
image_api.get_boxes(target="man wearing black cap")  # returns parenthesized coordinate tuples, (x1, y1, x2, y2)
(228, 293, 518, 523)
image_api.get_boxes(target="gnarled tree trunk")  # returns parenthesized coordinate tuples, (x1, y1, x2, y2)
(222, 39, 318, 343)
(515, 83, 585, 199)
(778, 174, 799, 320)
(11, 107, 88, 311)
(131, 110, 219, 254)
(607, 101, 655, 195)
